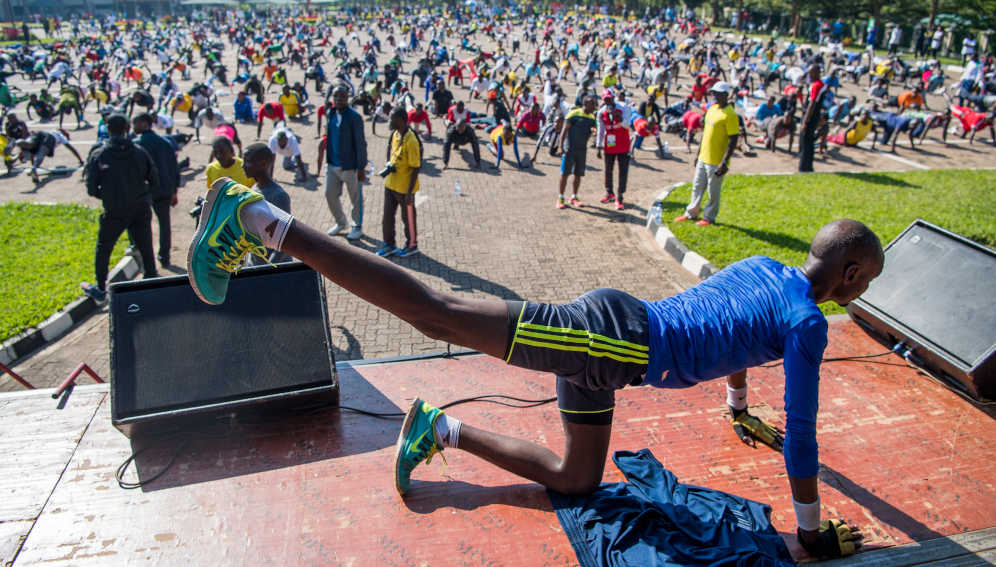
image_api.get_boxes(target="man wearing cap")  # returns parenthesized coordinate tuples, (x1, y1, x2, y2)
(674, 81, 739, 227)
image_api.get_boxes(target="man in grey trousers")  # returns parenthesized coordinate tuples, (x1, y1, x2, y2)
(320, 83, 368, 240)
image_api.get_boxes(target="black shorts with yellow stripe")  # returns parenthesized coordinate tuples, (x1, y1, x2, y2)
(503, 288, 649, 425)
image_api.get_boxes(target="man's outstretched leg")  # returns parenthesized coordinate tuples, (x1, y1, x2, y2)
(188, 179, 616, 494)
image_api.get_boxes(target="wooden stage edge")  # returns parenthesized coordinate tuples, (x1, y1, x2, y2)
(1, 319, 994, 566)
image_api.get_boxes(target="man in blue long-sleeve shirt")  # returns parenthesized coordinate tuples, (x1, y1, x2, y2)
(188, 205, 882, 559)
(321, 83, 367, 240)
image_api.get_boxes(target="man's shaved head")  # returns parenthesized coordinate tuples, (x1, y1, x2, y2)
(808, 219, 883, 266)
(803, 219, 884, 306)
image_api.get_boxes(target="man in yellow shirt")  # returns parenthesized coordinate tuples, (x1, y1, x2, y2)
(674, 81, 739, 226)
(205, 137, 255, 189)
(376, 107, 422, 258)
(278, 86, 300, 119)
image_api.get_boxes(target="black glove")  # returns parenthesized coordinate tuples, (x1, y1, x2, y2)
(730, 406, 784, 451)
(798, 519, 862, 558)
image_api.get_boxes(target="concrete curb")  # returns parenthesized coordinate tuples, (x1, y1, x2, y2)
(645, 183, 721, 281)
(0, 255, 140, 366)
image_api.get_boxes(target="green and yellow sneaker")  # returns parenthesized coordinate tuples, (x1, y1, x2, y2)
(186, 177, 267, 305)
(394, 398, 445, 495)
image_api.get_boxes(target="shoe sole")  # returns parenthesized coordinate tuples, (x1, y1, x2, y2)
(394, 398, 423, 496)
(185, 177, 235, 305)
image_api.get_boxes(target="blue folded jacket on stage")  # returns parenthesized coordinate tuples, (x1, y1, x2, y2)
(548, 449, 795, 567)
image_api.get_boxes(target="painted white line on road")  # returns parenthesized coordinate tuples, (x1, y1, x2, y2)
(870, 149, 931, 170)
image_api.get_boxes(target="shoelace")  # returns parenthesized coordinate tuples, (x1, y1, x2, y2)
(214, 235, 272, 273)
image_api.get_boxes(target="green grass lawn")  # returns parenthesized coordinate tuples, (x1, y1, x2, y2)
(0, 202, 125, 342)
(658, 169, 996, 314)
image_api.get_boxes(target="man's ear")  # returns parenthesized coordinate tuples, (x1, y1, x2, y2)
(842, 262, 861, 284)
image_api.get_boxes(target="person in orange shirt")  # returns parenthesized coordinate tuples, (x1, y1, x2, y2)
(896, 86, 927, 111)
(263, 60, 278, 82)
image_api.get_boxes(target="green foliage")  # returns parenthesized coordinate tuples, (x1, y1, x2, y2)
(0, 202, 125, 341)
(658, 169, 996, 315)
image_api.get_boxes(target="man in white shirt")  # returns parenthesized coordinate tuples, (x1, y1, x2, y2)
(194, 107, 226, 143)
(268, 127, 308, 182)
(961, 36, 978, 66)
(887, 25, 902, 55)
(960, 55, 982, 108)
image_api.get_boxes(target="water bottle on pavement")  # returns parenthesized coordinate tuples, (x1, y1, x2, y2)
(663, 141, 670, 155)
(454, 179, 462, 196)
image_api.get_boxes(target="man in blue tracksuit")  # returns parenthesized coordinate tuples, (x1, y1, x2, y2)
(322, 83, 368, 241)
(188, 198, 882, 560)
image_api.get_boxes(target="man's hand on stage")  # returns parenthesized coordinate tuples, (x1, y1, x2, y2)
(730, 407, 784, 451)
(798, 519, 862, 558)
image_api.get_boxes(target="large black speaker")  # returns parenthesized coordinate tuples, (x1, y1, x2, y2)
(109, 262, 339, 437)
(847, 220, 995, 400)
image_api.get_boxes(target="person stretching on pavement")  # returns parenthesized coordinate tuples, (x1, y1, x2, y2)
(187, 181, 879, 561)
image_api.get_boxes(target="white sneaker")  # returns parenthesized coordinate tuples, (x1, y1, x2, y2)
(346, 227, 363, 240)
(327, 224, 344, 236)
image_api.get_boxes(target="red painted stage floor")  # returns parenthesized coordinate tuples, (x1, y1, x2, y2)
(1, 319, 994, 566)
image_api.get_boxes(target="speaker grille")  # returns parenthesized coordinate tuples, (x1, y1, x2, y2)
(860, 222, 996, 367)
(110, 264, 335, 420)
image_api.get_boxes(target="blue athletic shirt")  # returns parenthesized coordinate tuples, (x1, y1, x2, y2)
(640, 256, 827, 478)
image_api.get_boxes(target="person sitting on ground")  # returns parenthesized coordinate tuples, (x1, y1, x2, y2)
(897, 86, 927, 111)
(828, 109, 878, 149)
(442, 119, 482, 170)
(189, 186, 879, 562)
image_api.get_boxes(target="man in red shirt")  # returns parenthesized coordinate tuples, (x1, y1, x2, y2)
(630, 115, 667, 158)
(515, 102, 545, 138)
(256, 101, 285, 138)
(407, 103, 433, 137)
(596, 94, 632, 210)
(799, 65, 827, 172)
(447, 101, 471, 126)
(682, 107, 705, 152)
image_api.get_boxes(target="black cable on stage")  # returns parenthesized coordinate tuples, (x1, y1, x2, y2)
(761, 350, 894, 368)
(114, 394, 557, 489)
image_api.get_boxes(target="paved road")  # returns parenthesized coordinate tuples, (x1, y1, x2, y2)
(3, 27, 994, 391)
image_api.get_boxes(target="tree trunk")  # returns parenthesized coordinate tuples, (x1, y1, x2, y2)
(928, 0, 938, 29)
(710, 0, 723, 26)
(791, 7, 800, 39)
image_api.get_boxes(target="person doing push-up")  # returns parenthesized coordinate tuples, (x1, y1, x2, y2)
(187, 179, 880, 559)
